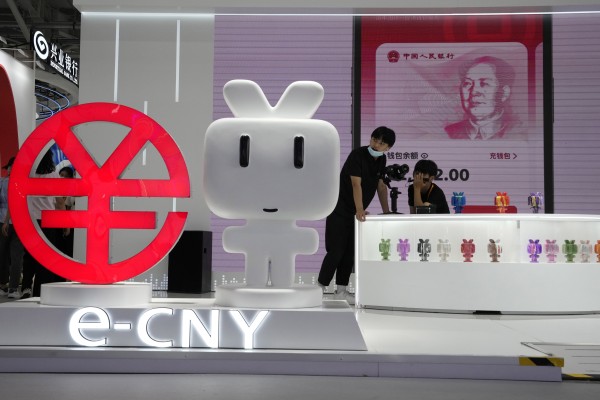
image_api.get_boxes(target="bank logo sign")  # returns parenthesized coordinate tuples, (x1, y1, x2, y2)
(32, 29, 79, 86)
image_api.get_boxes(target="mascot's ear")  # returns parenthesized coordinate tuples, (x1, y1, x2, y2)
(223, 80, 272, 118)
(223, 79, 324, 119)
(273, 81, 324, 119)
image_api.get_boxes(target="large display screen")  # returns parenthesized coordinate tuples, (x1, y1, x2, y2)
(360, 15, 545, 214)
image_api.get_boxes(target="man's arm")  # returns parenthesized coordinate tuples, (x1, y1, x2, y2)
(377, 179, 390, 214)
(350, 176, 366, 221)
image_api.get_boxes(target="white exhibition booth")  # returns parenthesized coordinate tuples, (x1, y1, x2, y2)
(2, 0, 600, 382)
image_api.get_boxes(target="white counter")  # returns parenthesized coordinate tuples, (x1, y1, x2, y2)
(355, 214, 600, 313)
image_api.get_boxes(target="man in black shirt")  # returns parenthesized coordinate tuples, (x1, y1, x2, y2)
(318, 126, 396, 304)
(408, 159, 450, 214)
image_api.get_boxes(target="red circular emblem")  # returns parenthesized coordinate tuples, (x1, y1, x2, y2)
(9, 103, 190, 284)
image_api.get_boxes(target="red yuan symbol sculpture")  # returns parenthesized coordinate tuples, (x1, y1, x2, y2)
(8, 103, 190, 284)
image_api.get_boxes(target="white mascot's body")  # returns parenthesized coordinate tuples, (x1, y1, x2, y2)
(204, 80, 340, 308)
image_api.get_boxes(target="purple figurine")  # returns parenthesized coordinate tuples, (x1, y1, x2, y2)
(397, 239, 410, 261)
(528, 192, 543, 213)
(527, 239, 542, 263)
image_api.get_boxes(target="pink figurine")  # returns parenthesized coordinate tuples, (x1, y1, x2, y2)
(544, 239, 558, 263)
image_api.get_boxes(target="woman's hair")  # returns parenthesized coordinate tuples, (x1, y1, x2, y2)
(35, 149, 56, 175)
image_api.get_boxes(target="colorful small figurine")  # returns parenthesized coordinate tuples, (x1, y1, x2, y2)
(528, 192, 543, 213)
(494, 192, 510, 213)
(487, 239, 502, 262)
(580, 240, 592, 263)
(527, 239, 542, 263)
(379, 238, 391, 261)
(437, 239, 451, 262)
(544, 239, 559, 263)
(460, 239, 475, 262)
(595, 240, 600, 263)
(451, 192, 466, 214)
(397, 239, 410, 261)
(418, 238, 431, 262)
(562, 240, 578, 263)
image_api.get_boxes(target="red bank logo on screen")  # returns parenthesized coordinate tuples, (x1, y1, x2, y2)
(8, 103, 190, 284)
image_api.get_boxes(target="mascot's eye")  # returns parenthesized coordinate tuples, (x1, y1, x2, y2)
(294, 136, 304, 169)
(239, 135, 250, 167)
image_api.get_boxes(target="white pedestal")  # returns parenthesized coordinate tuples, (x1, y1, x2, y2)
(40, 282, 152, 307)
(215, 284, 323, 308)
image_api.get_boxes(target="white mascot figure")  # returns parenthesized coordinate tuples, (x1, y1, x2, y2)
(204, 80, 340, 308)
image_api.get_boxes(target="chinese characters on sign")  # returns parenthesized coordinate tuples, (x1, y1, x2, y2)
(490, 153, 517, 160)
(388, 50, 455, 62)
(386, 151, 420, 160)
(32, 30, 79, 86)
(387, 151, 518, 161)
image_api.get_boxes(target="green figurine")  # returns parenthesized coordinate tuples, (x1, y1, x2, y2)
(379, 238, 391, 261)
(562, 239, 578, 263)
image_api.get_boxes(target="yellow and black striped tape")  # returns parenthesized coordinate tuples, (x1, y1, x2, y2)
(563, 373, 600, 381)
(519, 357, 600, 380)
(519, 357, 564, 367)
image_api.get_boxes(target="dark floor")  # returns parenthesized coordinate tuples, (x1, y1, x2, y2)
(0, 374, 599, 400)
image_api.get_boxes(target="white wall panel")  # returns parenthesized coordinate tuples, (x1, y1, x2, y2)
(553, 14, 600, 214)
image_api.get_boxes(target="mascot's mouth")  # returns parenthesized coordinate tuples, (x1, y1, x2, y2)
(263, 208, 278, 213)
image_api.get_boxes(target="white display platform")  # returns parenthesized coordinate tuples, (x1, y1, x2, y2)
(0, 284, 568, 381)
(1, 289, 570, 381)
(0, 296, 564, 381)
(214, 284, 323, 308)
(0, 284, 365, 351)
(356, 214, 600, 313)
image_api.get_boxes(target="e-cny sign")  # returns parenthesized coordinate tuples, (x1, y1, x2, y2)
(8, 103, 190, 284)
